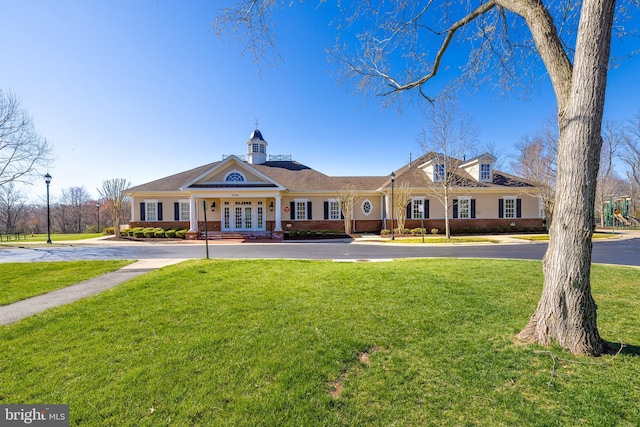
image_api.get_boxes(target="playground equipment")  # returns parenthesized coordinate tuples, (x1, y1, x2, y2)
(604, 196, 639, 228)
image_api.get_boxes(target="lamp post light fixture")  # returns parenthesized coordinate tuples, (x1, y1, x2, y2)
(96, 202, 101, 233)
(44, 173, 52, 244)
(391, 171, 395, 241)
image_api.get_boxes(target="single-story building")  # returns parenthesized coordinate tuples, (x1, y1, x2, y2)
(127, 128, 543, 239)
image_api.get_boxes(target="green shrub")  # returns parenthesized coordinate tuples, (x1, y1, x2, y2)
(154, 230, 166, 238)
(165, 230, 176, 238)
(175, 229, 187, 239)
(430, 228, 440, 235)
(133, 231, 145, 238)
(128, 227, 143, 237)
(380, 229, 391, 235)
(320, 230, 329, 236)
(309, 230, 317, 237)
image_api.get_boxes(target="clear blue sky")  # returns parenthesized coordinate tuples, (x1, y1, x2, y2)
(1, 1, 638, 201)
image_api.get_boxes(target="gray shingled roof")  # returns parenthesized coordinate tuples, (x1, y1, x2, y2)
(128, 154, 533, 194)
(128, 161, 220, 192)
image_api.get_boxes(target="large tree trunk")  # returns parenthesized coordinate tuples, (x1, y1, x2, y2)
(517, 0, 616, 356)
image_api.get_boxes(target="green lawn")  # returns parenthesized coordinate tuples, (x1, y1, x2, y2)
(513, 232, 620, 241)
(0, 261, 133, 306)
(1, 259, 639, 426)
(0, 233, 105, 244)
(386, 236, 499, 243)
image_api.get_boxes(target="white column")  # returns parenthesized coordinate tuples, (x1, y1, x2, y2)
(274, 195, 282, 231)
(189, 196, 198, 232)
(383, 194, 389, 229)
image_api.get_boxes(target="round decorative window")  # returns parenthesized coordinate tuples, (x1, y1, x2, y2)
(361, 199, 372, 216)
(225, 171, 245, 182)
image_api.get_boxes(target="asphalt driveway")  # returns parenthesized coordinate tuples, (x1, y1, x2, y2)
(1, 233, 638, 267)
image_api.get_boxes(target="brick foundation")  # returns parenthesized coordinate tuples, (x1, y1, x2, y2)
(393, 218, 544, 233)
(129, 217, 543, 236)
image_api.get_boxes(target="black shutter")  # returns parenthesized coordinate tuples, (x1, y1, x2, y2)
(498, 199, 504, 218)
(174, 203, 179, 221)
(516, 199, 522, 218)
(158, 202, 163, 221)
(290, 202, 295, 220)
(406, 202, 412, 219)
(425, 199, 430, 219)
(307, 201, 312, 220)
(471, 199, 476, 218)
(453, 200, 458, 218)
(324, 201, 329, 220)
(140, 203, 145, 221)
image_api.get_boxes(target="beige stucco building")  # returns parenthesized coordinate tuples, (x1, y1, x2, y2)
(127, 129, 543, 239)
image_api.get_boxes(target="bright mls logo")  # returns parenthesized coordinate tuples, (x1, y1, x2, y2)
(1, 405, 69, 426)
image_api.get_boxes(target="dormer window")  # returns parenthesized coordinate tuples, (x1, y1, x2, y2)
(480, 163, 492, 181)
(434, 164, 445, 183)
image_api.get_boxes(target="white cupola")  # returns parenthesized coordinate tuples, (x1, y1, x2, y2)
(247, 128, 268, 164)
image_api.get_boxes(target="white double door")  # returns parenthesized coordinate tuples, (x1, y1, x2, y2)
(222, 200, 265, 231)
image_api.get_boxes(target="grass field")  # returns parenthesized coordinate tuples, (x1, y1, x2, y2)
(386, 236, 499, 243)
(513, 232, 620, 241)
(0, 233, 104, 244)
(1, 259, 639, 426)
(0, 261, 134, 306)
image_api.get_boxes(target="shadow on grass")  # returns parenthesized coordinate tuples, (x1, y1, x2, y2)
(605, 341, 640, 356)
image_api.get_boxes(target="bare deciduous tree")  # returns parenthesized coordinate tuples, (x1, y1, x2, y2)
(0, 91, 52, 186)
(392, 181, 413, 233)
(98, 178, 131, 239)
(595, 121, 624, 227)
(418, 95, 477, 238)
(510, 126, 557, 228)
(215, 0, 625, 355)
(621, 113, 640, 191)
(0, 183, 27, 233)
(60, 186, 92, 233)
(335, 185, 358, 234)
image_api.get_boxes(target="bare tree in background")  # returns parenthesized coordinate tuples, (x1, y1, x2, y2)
(60, 186, 92, 233)
(0, 183, 27, 233)
(98, 178, 131, 239)
(510, 126, 557, 228)
(417, 95, 477, 239)
(621, 113, 640, 192)
(215, 0, 626, 355)
(335, 185, 358, 234)
(595, 121, 624, 227)
(0, 90, 52, 186)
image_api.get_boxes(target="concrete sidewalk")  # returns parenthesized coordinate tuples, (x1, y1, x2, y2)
(0, 258, 186, 326)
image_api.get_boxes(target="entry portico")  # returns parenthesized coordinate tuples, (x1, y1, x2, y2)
(182, 152, 285, 233)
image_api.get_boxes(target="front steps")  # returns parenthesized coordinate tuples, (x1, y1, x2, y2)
(198, 231, 278, 242)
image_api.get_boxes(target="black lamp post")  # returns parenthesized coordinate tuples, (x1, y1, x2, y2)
(391, 171, 395, 241)
(96, 202, 101, 233)
(44, 173, 52, 244)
